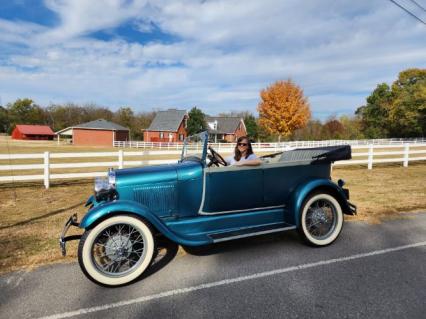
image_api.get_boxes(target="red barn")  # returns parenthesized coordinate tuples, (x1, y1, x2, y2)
(12, 125, 55, 140)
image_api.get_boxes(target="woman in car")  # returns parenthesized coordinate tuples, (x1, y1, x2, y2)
(227, 136, 262, 166)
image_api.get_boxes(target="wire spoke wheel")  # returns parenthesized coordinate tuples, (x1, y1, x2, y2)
(78, 215, 155, 286)
(91, 223, 146, 277)
(305, 199, 337, 240)
(299, 193, 343, 246)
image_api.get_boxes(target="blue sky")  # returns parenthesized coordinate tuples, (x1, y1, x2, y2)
(0, 0, 425, 119)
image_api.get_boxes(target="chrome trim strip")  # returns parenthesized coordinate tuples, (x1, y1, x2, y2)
(212, 226, 297, 243)
(199, 204, 286, 216)
(197, 168, 208, 214)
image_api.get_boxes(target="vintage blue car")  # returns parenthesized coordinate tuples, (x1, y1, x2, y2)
(60, 132, 356, 286)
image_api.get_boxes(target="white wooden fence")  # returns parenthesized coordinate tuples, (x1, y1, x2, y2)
(114, 138, 426, 149)
(0, 144, 425, 188)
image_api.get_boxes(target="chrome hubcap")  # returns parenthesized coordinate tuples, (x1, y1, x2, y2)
(91, 223, 146, 277)
(306, 199, 337, 239)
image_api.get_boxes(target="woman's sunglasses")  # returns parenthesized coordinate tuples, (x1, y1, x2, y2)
(238, 143, 248, 147)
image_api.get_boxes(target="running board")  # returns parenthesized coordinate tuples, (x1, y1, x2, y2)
(208, 224, 296, 243)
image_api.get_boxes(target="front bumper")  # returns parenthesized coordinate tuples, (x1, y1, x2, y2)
(348, 201, 357, 215)
(59, 213, 82, 256)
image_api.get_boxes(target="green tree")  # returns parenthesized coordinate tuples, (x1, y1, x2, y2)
(7, 98, 45, 133)
(356, 68, 426, 138)
(243, 113, 259, 140)
(187, 107, 206, 135)
(339, 115, 364, 139)
(0, 106, 9, 133)
(389, 68, 426, 137)
(356, 83, 392, 138)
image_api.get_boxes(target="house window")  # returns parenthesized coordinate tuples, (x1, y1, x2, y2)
(159, 132, 164, 139)
(179, 134, 184, 141)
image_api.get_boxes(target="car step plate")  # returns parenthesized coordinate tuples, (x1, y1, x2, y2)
(208, 223, 296, 243)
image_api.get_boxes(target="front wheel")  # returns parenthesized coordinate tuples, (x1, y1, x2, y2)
(78, 215, 155, 286)
(298, 193, 343, 246)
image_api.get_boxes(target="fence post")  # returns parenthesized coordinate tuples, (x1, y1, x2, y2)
(44, 151, 50, 189)
(368, 144, 373, 170)
(403, 144, 409, 167)
(118, 150, 124, 169)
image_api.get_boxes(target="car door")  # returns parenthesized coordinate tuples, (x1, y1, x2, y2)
(201, 166, 264, 213)
(262, 161, 331, 206)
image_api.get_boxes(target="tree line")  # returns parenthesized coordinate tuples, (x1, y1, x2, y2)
(355, 68, 425, 138)
(0, 100, 156, 140)
(1, 67, 424, 141)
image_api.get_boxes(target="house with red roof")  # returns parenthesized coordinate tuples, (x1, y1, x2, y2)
(11, 125, 55, 140)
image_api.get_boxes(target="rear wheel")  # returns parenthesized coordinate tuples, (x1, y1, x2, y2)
(78, 215, 155, 286)
(298, 193, 343, 246)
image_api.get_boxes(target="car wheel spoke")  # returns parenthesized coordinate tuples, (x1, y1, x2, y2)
(91, 223, 146, 277)
(305, 198, 337, 240)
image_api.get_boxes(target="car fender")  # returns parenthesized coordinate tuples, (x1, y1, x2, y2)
(79, 200, 211, 246)
(287, 178, 351, 227)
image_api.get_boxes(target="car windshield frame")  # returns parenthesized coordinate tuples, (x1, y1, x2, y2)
(180, 131, 208, 164)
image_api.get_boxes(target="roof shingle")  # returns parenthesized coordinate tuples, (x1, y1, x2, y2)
(205, 116, 242, 134)
(147, 109, 187, 132)
(74, 119, 129, 131)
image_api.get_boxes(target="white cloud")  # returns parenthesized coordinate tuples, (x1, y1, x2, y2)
(0, 18, 46, 44)
(38, 0, 149, 43)
(0, 0, 425, 119)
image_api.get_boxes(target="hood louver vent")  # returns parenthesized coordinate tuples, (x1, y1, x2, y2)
(133, 183, 177, 216)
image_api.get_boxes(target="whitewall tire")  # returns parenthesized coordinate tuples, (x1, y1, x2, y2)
(78, 215, 155, 286)
(299, 193, 343, 246)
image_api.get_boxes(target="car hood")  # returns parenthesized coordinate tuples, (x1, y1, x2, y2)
(115, 163, 180, 188)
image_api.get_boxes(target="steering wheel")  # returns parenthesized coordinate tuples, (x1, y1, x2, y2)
(207, 146, 228, 167)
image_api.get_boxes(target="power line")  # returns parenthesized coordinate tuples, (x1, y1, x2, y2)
(387, 0, 426, 25)
(408, 0, 426, 12)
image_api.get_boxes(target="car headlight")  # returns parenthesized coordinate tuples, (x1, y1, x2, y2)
(94, 169, 117, 201)
(94, 177, 110, 193)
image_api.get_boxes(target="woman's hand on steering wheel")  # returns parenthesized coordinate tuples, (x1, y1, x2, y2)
(207, 146, 228, 167)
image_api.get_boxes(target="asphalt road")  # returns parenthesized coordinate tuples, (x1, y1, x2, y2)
(1, 212, 426, 319)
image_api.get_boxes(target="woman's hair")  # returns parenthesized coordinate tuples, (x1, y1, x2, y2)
(234, 136, 254, 161)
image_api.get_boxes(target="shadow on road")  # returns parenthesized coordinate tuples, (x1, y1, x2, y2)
(131, 236, 179, 284)
(182, 229, 301, 256)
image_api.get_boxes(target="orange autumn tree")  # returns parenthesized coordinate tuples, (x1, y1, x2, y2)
(257, 80, 311, 141)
